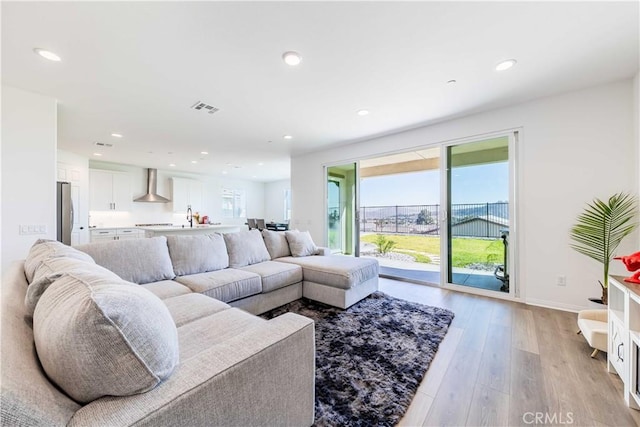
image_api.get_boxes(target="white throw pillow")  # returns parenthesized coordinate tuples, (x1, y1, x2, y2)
(285, 230, 318, 257)
(261, 229, 292, 259)
(224, 229, 271, 268)
(167, 233, 229, 275)
(33, 271, 179, 403)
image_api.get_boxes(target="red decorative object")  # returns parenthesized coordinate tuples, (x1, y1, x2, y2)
(615, 251, 640, 284)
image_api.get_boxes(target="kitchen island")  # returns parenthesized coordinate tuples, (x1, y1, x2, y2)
(138, 224, 242, 237)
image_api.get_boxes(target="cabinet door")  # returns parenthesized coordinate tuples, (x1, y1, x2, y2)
(189, 180, 204, 213)
(89, 170, 114, 211)
(111, 173, 132, 211)
(172, 178, 190, 213)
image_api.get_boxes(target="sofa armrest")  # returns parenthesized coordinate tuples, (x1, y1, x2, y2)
(70, 313, 316, 427)
(315, 247, 332, 256)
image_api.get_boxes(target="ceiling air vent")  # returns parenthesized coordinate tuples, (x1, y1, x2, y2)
(94, 142, 113, 147)
(191, 101, 219, 115)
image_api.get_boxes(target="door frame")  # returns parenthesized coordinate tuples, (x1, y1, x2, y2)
(439, 129, 520, 301)
(323, 161, 360, 256)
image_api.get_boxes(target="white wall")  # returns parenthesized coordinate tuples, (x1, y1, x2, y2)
(291, 79, 639, 311)
(634, 72, 640, 244)
(88, 161, 265, 227)
(264, 179, 290, 223)
(1, 86, 57, 273)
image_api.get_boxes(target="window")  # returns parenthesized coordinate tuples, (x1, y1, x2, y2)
(284, 189, 291, 221)
(222, 188, 246, 218)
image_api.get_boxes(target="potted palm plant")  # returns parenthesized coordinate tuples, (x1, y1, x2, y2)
(569, 192, 638, 305)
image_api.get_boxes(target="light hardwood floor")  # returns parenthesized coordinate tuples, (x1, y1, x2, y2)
(377, 278, 640, 427)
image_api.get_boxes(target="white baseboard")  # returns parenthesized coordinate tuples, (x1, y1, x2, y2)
(525, 298, 586, 313)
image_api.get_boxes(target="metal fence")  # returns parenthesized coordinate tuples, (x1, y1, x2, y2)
(357, 202, 509, 238)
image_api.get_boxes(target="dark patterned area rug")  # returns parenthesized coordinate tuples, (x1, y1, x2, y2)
(262, 292, 455, 427)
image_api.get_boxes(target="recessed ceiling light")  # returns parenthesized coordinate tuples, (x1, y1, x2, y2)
(258, 162, 264, 166)
(222, 171, 228, 175)
(93, 153, 102, 157)
(252, 175, 257, 178)
(447, 79, 457, 84)
(33, 48, 61, 62)
(201, 151, 208, 155)
(169, 163, 176, 167)
(357, 109, 370, 116)
(111, 133, 123, 138)
(282, 51, 302, 66)
(191, 160, 197, 164)
(495, 59, 517, 71)
(283, 135, 293, 140)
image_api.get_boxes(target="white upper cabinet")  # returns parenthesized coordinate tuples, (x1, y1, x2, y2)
(171, 177, 203, 213)
(89, 170, 132, 211)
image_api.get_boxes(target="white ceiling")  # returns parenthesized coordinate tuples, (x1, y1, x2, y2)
(2, 2, 638, 182)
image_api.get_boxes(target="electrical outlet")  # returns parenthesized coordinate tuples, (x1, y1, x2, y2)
(557, 275, 567, 286)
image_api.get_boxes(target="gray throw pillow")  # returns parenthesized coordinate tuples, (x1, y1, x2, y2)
(33, 271, 179, 403)
(285, 230, 318, 257)
(261, 229, 291, 259)
(167, 233, 229, 276)
(223, 230, 271, 268)
(24, 239, 95, 283)
(75, 236, 175, 284)
(25, 256, 120, 316)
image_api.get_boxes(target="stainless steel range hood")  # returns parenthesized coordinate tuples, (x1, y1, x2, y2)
(134, 168, 171, 203)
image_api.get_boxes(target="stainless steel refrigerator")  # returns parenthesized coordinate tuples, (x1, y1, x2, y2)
(56, 181, 73, 245)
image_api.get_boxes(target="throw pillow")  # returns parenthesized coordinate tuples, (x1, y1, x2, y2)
(285, 230, 318, 257)
(33, 271, 179, 403)
(167, 233, 229, 276)
(24, 239, 95, 283)
(75, 236, 175, 284)
(261, 229, 292, 259)
(25, 256, 120, 316)
(223, 229, 271, 268)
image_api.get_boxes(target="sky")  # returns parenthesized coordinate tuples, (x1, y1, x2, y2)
(359, 162, 509, 206)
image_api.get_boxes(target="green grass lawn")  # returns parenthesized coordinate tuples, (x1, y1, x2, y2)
(360, 233, 504, 267)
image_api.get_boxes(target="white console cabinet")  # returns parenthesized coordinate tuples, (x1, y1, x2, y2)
(608, 275, 640, 410)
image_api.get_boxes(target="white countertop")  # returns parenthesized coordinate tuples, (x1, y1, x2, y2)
(136, 224, 238, 232)
(90, 224, 240, 232)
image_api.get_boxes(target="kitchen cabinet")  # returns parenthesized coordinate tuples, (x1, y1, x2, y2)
(90, 228, 144, 242)
(89, 170, 132, 211)
(171, 177, 203, 213)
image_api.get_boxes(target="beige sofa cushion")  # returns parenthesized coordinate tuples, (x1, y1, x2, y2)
(239, 261, 303, 293)
(261, 229, 291, 259)
(175, 269, 262, 303)
(76, 236, 175, 284)
(223, 230, 271, 268)
(33, 271, 179, 403)
(24, 239, 94, 283)
(163, 293, 230, 327)
(167, 234, 228, 276)
(141, 281, 192, 300)
(278, 255, 379, 289)
(284, 230, 318, 257)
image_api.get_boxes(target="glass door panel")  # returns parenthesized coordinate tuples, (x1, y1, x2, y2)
(446, 137, 510, 293)
(326, 163, 359, 256)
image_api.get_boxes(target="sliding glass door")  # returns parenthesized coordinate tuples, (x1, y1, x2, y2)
(326, 163, 359, 256)
(444, 135, 515, 296)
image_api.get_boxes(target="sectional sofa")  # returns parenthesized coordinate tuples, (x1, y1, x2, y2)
(1, 229, 379, 426)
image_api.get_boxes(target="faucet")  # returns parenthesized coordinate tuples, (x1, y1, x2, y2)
(187, 205, 193, 228)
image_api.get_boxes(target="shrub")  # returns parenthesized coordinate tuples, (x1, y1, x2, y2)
(374, 235, 397, 254)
